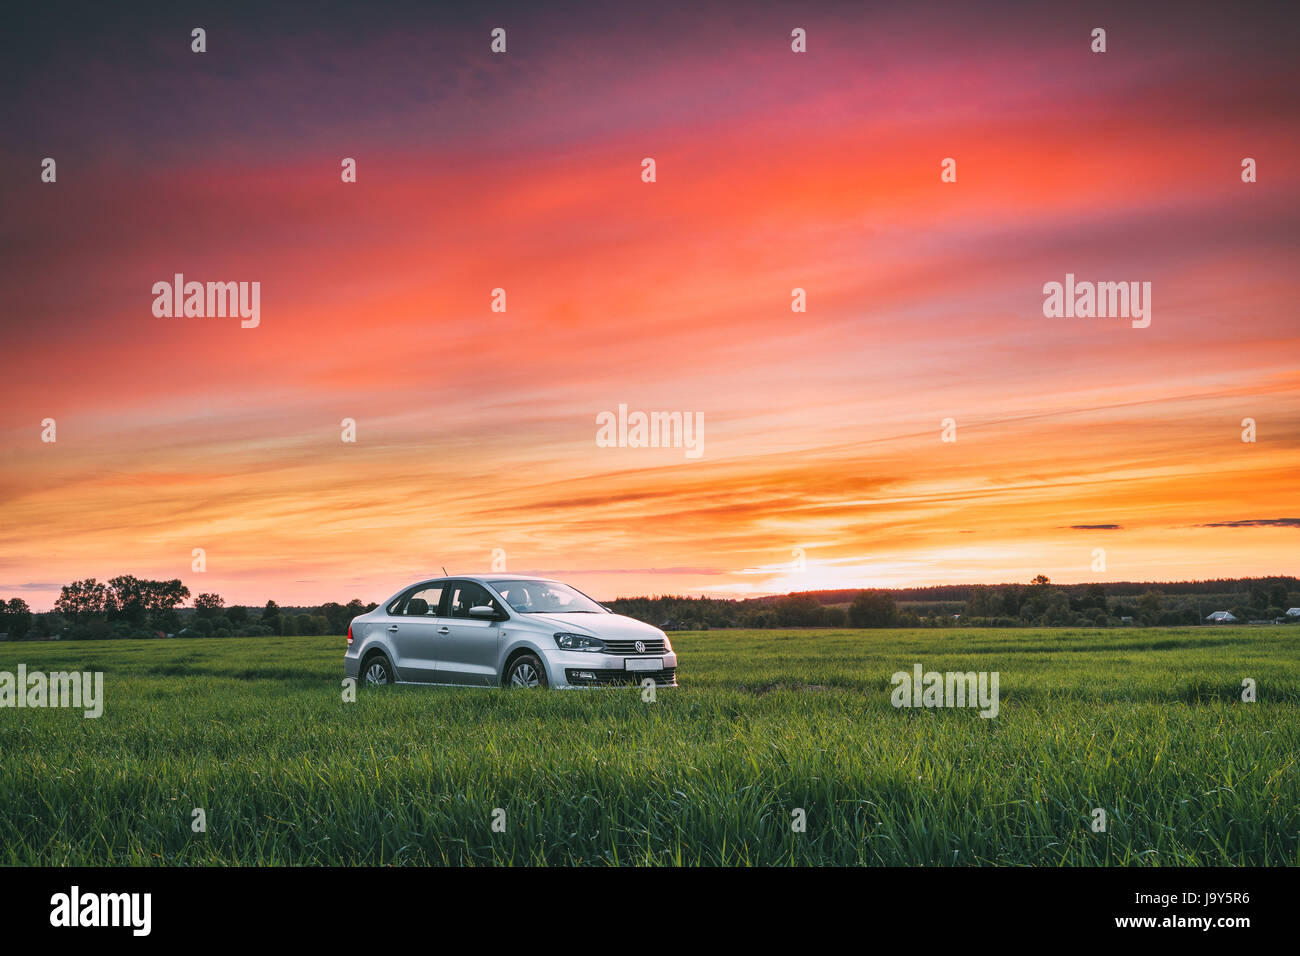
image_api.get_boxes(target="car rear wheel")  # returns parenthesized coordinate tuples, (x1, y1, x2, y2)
(505, 654, 547, 689)
(362, 654, 394, 686)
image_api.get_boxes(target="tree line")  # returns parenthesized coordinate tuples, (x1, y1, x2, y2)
(607, 576, 1299, 629)
(1, 574, 1294, 640)
(0, 575, 376, 641)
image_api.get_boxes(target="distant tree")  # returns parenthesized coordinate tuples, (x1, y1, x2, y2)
(1044, 591, 1071, 625)
(106, 575, 148, 624)
(106, 576, 189, 629)
(1138, 590, 1164, 624)
(262, 601, 281, 634)
(82, 618, 111, 640)
(320, 602, 349, 634)
(153, 609, 182, 635)
(194, 593, 225, 618)
(1111, 601, 1137, 621)
(0, 598, 33, 639)
(849, 590, 897, 627)
(54, 579, 109, 628)
(774, 593, 825, 627)
(1249, 586, 1268, 611)
(964, 586, 996, 618)
(146, 581, 190, 633)
(1019, 581, 1051, 621)
(34, 612, 68, 638)
(1085, 583, 1107, 610)
(149, 579, 191, 613)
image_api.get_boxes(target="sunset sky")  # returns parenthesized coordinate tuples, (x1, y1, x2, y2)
(2, 1, 1297, 610)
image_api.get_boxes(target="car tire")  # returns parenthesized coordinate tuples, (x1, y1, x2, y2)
(505, 653, 548, 689)
(361, 652, 394, 686)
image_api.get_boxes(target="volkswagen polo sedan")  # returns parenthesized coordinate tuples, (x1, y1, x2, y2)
(344, 575, 678, 688)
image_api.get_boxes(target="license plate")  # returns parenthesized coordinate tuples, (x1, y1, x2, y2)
(624, 658, 663, 672)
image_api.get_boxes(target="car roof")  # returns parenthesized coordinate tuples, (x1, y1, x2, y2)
(472, 573, 558, 583)
(385, 574, 560, 604)
(408, 574, 558, 586)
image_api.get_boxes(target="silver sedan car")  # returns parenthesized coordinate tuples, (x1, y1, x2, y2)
(344, 575, 678, 689)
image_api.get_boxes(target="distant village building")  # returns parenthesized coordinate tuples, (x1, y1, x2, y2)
(1206, 610, 1238, 624)
(1286, 608, 1300, 619)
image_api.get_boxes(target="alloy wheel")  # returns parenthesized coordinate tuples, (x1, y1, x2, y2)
(509, 662, 539, 687)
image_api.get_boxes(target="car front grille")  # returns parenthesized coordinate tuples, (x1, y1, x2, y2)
(566, 667, 677, 687)
(600, 638, 667, 655)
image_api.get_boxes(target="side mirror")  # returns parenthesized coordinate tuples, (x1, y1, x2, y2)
(469, 605, 499, 619)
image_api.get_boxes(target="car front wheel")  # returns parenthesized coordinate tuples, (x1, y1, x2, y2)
(505, 654, 548, 689)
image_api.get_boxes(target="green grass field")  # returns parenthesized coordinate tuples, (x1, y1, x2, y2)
(1, 627, 1297, 865)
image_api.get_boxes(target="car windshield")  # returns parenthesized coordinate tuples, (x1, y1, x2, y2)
(493, 580, 606, 614)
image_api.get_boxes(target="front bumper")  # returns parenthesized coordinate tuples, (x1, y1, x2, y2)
(544, 649, 678, 688)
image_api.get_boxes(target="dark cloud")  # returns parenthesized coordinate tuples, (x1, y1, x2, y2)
(1199, 518, 1300, 528)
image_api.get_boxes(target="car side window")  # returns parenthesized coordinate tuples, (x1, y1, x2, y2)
(396, 585, 443, 616)
(448, 582, 498, 619)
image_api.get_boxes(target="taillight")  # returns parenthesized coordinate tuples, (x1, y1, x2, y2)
(346, 623, 353, 645)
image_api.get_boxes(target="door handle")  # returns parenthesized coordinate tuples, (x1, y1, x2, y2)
(437, 626, 450, 634)
(387, 624, 399, 632)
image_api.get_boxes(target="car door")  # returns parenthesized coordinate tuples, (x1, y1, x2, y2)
(434, 581, 504, 685)
(386, 583, 444, 682)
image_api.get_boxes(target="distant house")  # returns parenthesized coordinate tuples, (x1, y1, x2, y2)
(659, 619, 688, 631)
(1286, 608, 1300, 619)
(1206, 610, 1238, 624)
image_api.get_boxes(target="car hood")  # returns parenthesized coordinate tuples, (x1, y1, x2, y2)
(520, 612, 665, 640)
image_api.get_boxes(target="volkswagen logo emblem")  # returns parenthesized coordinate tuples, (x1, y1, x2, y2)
(634, 640, 645, 654)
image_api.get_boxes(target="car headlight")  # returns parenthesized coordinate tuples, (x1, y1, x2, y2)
(661, 634, 673, 652)
(554, 632, 606, 652)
